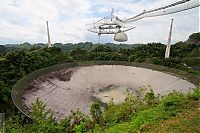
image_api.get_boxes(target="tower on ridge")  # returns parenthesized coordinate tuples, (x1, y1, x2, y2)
(165, 18, 174, 59)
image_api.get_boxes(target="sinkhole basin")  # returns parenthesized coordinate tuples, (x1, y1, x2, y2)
(11, 61, 196, 120)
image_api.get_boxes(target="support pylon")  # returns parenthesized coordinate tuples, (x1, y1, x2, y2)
(46, 21, 52, 48)
(98, 33, 101, 43)
(165, 18, 174, 59)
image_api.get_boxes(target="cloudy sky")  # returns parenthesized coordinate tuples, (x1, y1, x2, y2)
(0, 0, 199, 45)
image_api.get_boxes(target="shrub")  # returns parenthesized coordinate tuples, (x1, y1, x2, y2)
(30, 98, 62, 133)
(131, 107, 165, 130)
(90, 102, 103, 124)
(189, 87, 200, 100)
(128, 54, 137, 62)
(60, 110, 92, 133)
(144, 89, 158, 106)
(102, 93, 138, 126)
(4, 114, 24, 133)
(161, 91, 188, 111)
(73, 121, 87, 133)
(130, 91, 188, 131)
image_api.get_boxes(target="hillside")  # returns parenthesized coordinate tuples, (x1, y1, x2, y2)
(99, 88, 200, 133)
(4, 87, 200, 133)
(0, 42, 141, 54)
(186, 32, 200, 45)
(0, 32, 199, 133)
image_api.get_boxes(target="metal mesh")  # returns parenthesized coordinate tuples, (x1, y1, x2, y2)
(11, 61, 199, 118)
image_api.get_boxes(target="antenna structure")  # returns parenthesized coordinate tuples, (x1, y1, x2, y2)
(87, 0, 199, 42)
(165, 18, 174, 59)
(46, 21, 52, 48)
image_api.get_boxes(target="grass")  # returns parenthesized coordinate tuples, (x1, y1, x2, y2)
(5, 87, 200, 133)
(101, 89, 200, 133)
(104, 103, 200, 133)
(147, 101, 200, 133)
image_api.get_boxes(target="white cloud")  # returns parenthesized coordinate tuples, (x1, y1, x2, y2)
(0, 0, 199, 44)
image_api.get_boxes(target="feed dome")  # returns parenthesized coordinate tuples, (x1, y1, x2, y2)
(114, 32, 128, 42)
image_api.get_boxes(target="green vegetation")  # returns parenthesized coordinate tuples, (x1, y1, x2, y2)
(4, 87, 200, 133)
(0, 42, 139, 54)
(103, 88, 200, 133)
(0, 32, 199, 132)
(0, 47, 74, 113)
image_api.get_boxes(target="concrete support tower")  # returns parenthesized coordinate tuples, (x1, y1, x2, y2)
(165, 18, 174, 59)
(46, 21, 52, 48)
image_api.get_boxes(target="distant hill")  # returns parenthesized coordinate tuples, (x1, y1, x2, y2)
(0, 45, 7, 54)
(0, 32, 199, 55)
(186, 32, 200, 45)
(53, 42, 142, 52)
(0, 42, 142, 54)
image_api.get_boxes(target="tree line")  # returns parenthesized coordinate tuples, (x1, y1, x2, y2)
(0, 32, 199, 117)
